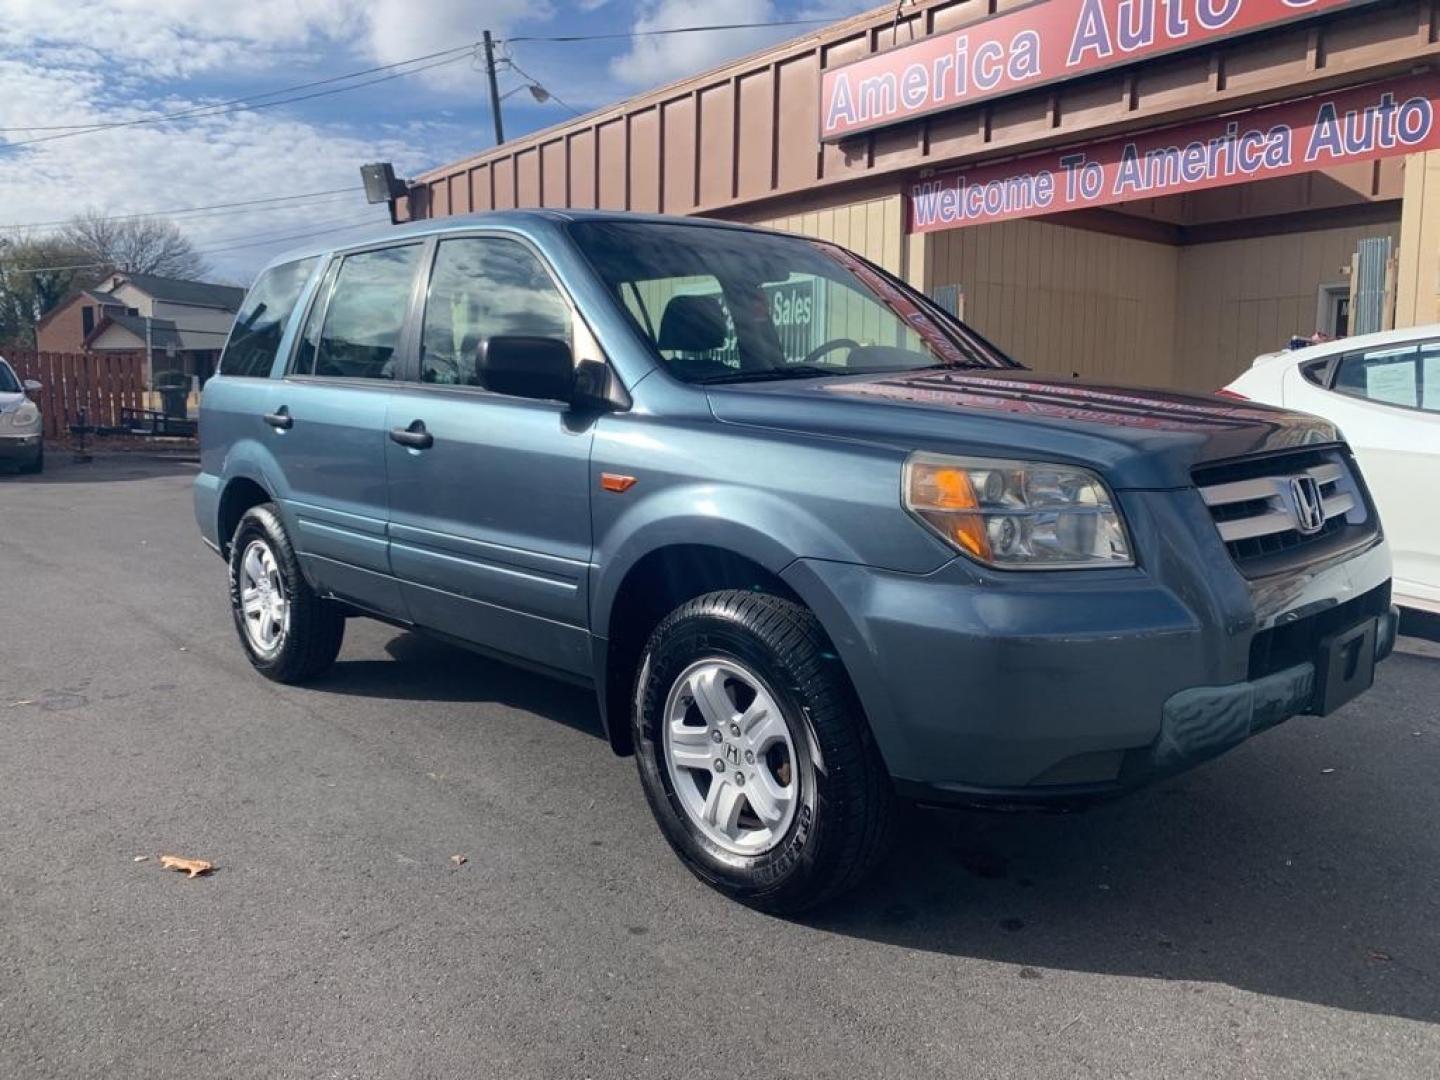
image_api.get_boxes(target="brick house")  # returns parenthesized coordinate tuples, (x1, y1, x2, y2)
(36, 272, 243, 387)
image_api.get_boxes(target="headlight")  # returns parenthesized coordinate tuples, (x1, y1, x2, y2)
(903, 452, 1133, 569)
(10, 401, 39, 428)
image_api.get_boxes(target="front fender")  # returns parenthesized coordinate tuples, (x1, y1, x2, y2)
(590, 481, 866, 636)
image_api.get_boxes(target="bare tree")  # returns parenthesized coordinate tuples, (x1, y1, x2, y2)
(61, 211, 209, 280)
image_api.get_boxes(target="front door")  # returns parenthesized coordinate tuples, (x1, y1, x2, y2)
(384, 234, 594, 675)
(270, 241, 425, 617)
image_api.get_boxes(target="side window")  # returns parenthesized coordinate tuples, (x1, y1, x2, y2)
(218, 257, 318, 378)
(1300, 358, 1334, 388)
(294, 244, 421, 380)
(1333, 345, 1419, 408)
(420, 237, 571, 387)
(1422, 341, 1440, 412)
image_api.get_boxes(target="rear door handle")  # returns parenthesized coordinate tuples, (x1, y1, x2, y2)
(263, 408, 292, 430)
(389, 421, 433, 450)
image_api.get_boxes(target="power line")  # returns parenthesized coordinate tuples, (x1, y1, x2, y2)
(0, 217, 384, 277)
(499, 53, 584, 117)
(0, 187, 364, 232)
(0, 41, 482, 133)
(503, 18, 833, 44)
(4, 51, 476, 148)
(199, 217, 380, 254)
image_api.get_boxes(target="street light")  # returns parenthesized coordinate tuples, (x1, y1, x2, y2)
(499, 82, 551, 104)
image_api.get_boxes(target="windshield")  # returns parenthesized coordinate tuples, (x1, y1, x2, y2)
(0, 361, 19, 394)
(568, 220, 1018, 384)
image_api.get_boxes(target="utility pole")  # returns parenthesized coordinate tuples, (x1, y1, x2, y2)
(144, 313, 154, 400)
(482, 30, 505, 146)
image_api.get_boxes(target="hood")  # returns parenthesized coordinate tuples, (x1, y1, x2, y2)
(0, 390, 27, 411)
(705, 369, 1340, 489)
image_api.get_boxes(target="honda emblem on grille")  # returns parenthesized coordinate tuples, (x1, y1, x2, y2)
(1289, 475, 1326, 535)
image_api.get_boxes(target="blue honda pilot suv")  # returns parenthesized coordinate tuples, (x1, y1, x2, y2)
(197, 211, 1398, 911)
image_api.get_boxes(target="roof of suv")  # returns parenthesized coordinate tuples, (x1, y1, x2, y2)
(264, 209, 772, 273)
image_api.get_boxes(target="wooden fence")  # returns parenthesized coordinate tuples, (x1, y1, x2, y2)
(6, 350, 145, 441)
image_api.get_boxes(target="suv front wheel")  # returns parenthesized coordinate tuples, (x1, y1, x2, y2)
(633, 590, 894, 913)
(227, 503, 345, 683)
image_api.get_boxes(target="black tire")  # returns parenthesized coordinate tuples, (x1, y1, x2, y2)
(227, 502, 344, 683)
(633, 590, 894, 914)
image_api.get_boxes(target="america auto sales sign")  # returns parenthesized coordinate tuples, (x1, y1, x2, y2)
(821, 0, 1374, 141)
(907, 74, 1440, 232)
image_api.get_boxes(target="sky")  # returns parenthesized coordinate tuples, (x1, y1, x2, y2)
(0, 0, 876, 284)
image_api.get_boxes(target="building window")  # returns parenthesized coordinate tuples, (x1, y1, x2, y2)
(82, 306, 94, 336)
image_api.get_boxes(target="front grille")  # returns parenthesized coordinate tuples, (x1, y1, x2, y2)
(1194, 448, 1376, 577)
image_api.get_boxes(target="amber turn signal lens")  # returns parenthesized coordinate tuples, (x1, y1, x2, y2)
(600, 473, 638, 493)
(906, 461, 991, 560)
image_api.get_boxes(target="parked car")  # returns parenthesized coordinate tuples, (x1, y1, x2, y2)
(0, 356, 43, 474)
(196, 211, 1398, 911)
(1223, 326, 1440, 617)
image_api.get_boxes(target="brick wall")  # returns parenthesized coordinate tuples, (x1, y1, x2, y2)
(35, 296, 90, 353)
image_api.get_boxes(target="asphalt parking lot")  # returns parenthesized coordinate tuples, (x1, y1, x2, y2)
(2, 453, 1438, 1080)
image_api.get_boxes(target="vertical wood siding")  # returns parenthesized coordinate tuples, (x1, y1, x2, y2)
(746, 193, 906, 275)
(926, 220, 1180, 385)
(1396, 150, 1440, 329)
(1173, 220, 1402, 391)
(925, 216, 1403, 391)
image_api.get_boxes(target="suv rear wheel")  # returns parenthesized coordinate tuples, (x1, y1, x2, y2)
(633, 590, 893, 913)
(227, 503, 345, 683)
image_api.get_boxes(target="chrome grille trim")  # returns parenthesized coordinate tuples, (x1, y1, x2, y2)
(1195, 451, 1370, 570)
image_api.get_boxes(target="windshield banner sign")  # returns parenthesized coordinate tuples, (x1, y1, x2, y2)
(908, 75, 1440, 233)
(822, 0, 1375, 141)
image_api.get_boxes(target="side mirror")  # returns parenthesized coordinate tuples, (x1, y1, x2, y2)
(483, 336, 575, 403)
(483, 337, 629, 411)
(22, 379, 41, 392)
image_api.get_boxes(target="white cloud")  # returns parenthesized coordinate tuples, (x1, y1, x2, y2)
(608, 0, 876, 88)
(0, 0, 539, 83)
(610, 0, 783, 87)
(0, 0, 557, 279)
(0, 58, 471, 281)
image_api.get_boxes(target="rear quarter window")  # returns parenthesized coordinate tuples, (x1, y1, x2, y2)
(218, 257, 319, 378)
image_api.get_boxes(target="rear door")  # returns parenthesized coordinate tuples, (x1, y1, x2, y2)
(269, 241, 424, 617)
(1286, 338, 1440, 610)
(383, 233, 595, 675)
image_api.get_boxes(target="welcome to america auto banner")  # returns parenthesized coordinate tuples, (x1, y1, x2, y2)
(908, 74, 1440, 233)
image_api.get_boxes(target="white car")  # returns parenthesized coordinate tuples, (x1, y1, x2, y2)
(1223, 326, 1440, 615)
(0, 356, 43, 474)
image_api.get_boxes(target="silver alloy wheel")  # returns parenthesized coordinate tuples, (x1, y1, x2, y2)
(661, 658, 798, 856)
(238, 539, 289, 657)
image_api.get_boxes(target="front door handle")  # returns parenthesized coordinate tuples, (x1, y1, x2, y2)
(262, 408, 293, 430)
(389, 421, 433, 450)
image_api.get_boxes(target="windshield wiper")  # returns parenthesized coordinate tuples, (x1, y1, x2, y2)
(698, 365, 841, 385)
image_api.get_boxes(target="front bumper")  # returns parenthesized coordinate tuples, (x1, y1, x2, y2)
(0, 433, 41, 463)
(781, 491, 1395, 806)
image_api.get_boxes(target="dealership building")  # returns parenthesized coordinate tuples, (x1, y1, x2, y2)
(393, 0, 1440, 391)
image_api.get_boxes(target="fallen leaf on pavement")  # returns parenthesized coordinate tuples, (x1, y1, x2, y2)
(159, 855, 213, 878)
(1320, 768, 1336, 774)
(1369, 950, 1393, 962)
(132, 855, 149, 863)
(450, 854, 467, 867)
(5, 700, 33, 708)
